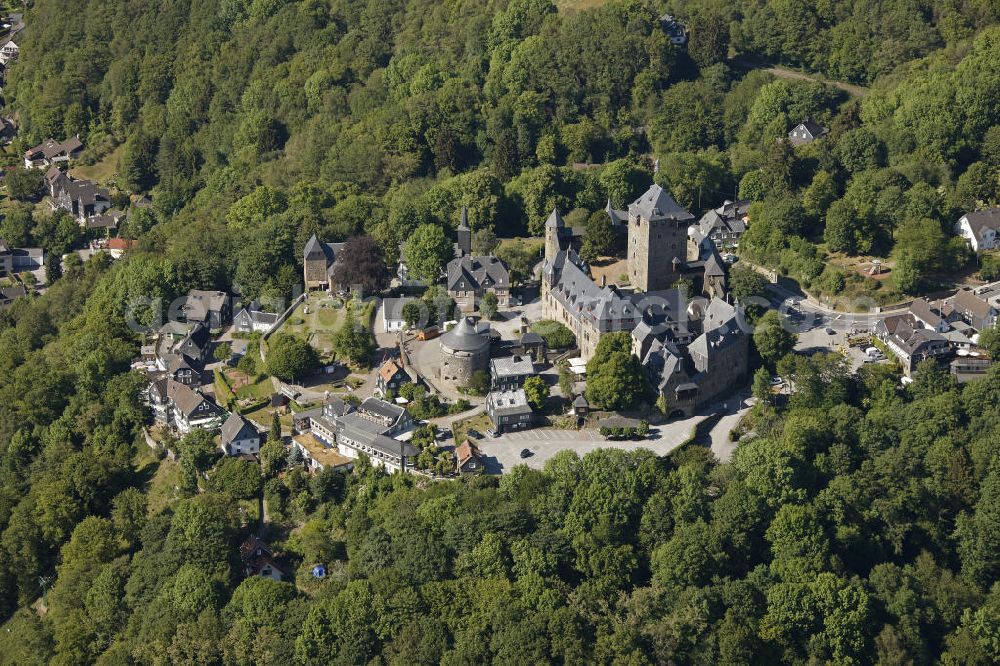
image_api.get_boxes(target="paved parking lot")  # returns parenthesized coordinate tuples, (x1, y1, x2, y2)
(477, 416, 707, 473)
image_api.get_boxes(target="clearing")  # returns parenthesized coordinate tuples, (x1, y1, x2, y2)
(69, 144, 124, 183)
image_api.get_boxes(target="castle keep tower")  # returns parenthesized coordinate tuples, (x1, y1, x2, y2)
(627, 184, 695, 292)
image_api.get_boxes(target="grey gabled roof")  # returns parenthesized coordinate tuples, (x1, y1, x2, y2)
(490, 355, 534, 378)
(545, 250, 637, 330)
(382, 297, 416, 323)
(446, 255, 510, 292)
(167, 380, 219, 419)
(359, 397, 406, 424)
(962, 208, 1000, 240)
(221, 413, 259, 444)
(629, 184, 694, 223)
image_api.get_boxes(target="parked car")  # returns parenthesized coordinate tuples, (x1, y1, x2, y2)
(467, 428, 483, 439)
(486, 429, 497, 438)
(519, 448, 531, 459)
(825, 326, 836, 335)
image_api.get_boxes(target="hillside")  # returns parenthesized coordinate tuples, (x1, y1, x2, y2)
(0, 0, 998, 663)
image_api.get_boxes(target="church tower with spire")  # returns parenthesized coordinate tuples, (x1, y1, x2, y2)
(456, 206, 472, 257)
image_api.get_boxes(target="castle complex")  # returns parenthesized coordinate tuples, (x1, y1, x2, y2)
(541, 183, 749, 413)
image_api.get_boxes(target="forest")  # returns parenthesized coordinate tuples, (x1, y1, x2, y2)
(0, 0, 998, 663)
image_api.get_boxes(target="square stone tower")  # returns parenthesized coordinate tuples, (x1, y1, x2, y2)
(627, 184, 695, 292)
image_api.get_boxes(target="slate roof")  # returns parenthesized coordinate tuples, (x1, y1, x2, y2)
(221, 413, 259, 445)
(909, 298, 944, 329)
(961, 208, 1000, 241)
(182, 290, 228, 322)
(487, 388, 533, 417)
(520, 332, 544, 346)
(359, 396, 407, 425)
(490, 355, 534, 378)
(234, 308, 279, 328)
(26, 136, 82, 160)
(544, 250, 638, 330)
(440, 317, 490, 353)
(953, 289, 996, 320)
(446, 255, 510, 292)
(167, 380, 219, 419)
(382, 297, 417, 323)
(545, 207, 565, 228)
(604, 199, 628, 226)
(628, 184, 694, 223)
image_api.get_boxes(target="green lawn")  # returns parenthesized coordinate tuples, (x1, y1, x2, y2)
(144, 455, 183, 515)
(452, 412, 493, 443)
(69, 144, 124, 184)
(276, 292, 346, 355)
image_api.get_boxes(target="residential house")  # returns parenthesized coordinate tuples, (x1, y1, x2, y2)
(909, 298, 951, 333)
(875, 313, 951, 375)
(303, 234, 346, 292)
(0, 284, 26, 310)
(0, 239, 44, 277)
(0, 37, 17, 65)
(105, 238, 138, 258)
(382, 297, 417, 333)
(376, 358, 412, 397)
(233, 306, 278, 335)
(155, 321, 210, 384)
(240, 537, 285, 582)
(446, 254, 510, 313)
(220, 413, 263, 456)
(487, 388, 535, 434)
(165, 354, 200, 386)
(952, 289, 998, 332)
(178, 290, 231, 329)
(148, 378, 223, 434)
(659, 14, 687, 45)
(692, 200, 750, 251)
(572, 394, 590, 416)
(954, 208, 1000, 252)
(490, 355, 534, 391)
(86, 209, 125, 234)
(788, 119, 829, 146)
(455, 440, 484, 475)
(48, 172, 112, 224)
(24, 136, 83, 169)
